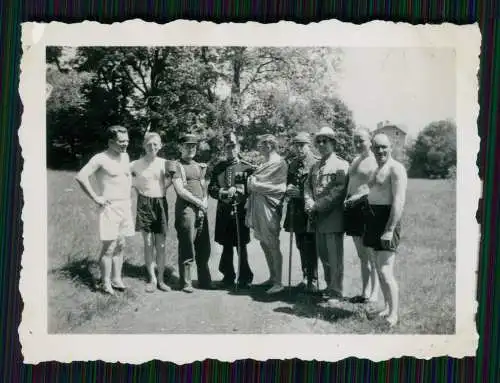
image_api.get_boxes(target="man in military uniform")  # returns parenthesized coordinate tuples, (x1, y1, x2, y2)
(171, 133, 212, 293)
(283, 132, 320, 291)
(304, 126, 349, 303)
(208, 132, 255, 289)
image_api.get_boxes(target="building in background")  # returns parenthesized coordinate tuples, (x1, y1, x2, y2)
(373, 121, 408, 162)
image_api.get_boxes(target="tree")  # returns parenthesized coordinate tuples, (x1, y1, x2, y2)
(46, 46, 354, 169)
(407, 120, 457, 178)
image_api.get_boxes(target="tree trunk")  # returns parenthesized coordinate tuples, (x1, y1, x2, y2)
(230, 47, 245, 108)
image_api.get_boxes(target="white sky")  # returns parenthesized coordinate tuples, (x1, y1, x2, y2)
(59, 46, 456, 138)
(336, 47, 456, 138)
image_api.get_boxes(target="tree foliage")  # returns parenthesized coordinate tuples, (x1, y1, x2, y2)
(407, 120, 457, 179)
(46, 46, 355, 169)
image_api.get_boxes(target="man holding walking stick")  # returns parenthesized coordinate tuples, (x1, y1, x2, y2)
(283, 132, 320, 292)
(208, 132, 255, 290)
(305, 126, 349, 303)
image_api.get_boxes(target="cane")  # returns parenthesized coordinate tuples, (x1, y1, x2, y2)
(232, 197, 243, 291)
(288, 200, 294, 294)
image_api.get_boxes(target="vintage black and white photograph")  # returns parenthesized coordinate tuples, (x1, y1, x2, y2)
(19, 20, 479, 363)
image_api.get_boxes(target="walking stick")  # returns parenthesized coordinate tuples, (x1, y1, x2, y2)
(232, 197, 243, 291)
(288, 200, 294, 294)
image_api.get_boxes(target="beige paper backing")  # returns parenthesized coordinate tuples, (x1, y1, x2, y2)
(18, 20, 480, 364)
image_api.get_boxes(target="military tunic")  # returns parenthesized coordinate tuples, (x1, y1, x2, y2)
(283, 152, 319, 283)
(208, 157, 255, 284)
(304, 153, 349, 297)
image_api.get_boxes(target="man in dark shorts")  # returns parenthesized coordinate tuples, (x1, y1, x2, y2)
(364, 133, 408, 327)
(171, 134, 212, 293)
(131, 132, 172, 293)
(344, 127, 379, 303)
(208, 132, 255, 289)
(283, 131, 319, 292)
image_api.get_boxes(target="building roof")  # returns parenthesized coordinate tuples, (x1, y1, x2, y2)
(374, 123, 407, 135)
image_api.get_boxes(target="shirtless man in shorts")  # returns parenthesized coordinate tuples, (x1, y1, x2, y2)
(364, 133, 408, 327)
(344, 127, 379, 303)
(75, 125, 134, 295)
(131, 132, 172, 293)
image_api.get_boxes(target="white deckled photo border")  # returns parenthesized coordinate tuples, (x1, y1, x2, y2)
(18, 19, 480, 364)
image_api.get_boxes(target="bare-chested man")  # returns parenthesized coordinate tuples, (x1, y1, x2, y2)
(364, 133, 408, 327)
(75, 125, 134, 295)
(344, 128, 380, 303)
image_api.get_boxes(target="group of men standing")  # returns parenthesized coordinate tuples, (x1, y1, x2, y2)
(75, 123, 407, 328)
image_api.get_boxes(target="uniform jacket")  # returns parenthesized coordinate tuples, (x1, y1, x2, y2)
(304, 153, 349, 233)
(208, 157, 255, 246)
(283, 152, 319, 234)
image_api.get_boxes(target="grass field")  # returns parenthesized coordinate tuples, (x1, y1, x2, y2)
(47, 170, 455, 334)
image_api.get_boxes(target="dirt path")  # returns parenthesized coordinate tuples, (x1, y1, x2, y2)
(71, 235, 370, 334)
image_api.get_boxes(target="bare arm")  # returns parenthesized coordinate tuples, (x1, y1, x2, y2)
(172, 178, 204, 209)
(74, 155, 103, 205)
(385, 164, 408, 233)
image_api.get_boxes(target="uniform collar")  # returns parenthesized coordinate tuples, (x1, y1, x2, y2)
(227, 156, 240, 165)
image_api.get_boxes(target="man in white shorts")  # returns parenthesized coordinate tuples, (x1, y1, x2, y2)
(75, 125, 134, 295)
(131, 132, 172, 293)
(344, 127, 380, 303)
(363, 133, 408, 327)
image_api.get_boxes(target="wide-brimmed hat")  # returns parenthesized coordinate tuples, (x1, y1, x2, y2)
(315, 126, 336, 141)
(180, 133, 199, 144)
(293, 131, 312, 144)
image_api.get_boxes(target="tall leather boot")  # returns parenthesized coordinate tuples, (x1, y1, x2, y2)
(182, 263, 194, 293)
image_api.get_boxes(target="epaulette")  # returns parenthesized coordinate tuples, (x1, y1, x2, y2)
(199, 162, 208, 168)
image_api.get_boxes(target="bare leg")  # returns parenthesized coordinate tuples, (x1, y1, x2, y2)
(353, 236, 370, 298)
(142, 232, 157, 292)
(366, 247, 379, 302)
(111, 236, 127, 289)
(272, 238, 283, 286)
(155, 233, 171, 291)
(100, 240, 116, 294)
(261, 241, 275, 284)
(376, 250, 398, 325)
(266, 237, 285, 294)
(353, 237, 379, 301)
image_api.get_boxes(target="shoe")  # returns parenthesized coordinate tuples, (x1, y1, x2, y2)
(266, 284, 284, 294)
(145, 282, 156, 293)
(102, 283, 115, 295)
(236, 281, 251, 290)
(198, 282, 215, 290)
(157, 281, 171, 292)
(182, 263, 194, 293)
(306, 280, 319, 293)
(296, 277, 307, 289)
(349, 295, 368, 304)
(257, 279, 273, 287)
(215, 279, 235, 289)
(111, 280, 127, 291)
(182, 284, 194, 293)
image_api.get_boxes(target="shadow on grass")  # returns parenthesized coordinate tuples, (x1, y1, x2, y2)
(236, 284, 328, 305)
(53, 256, 99, 292)
(274, 303, 356, 323)
(53, 256, 180, 290)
